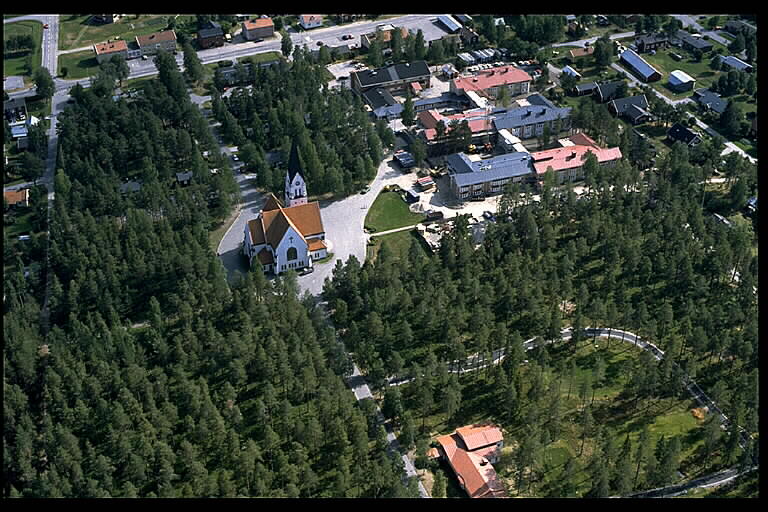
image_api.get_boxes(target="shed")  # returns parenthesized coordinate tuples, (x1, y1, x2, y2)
(668, 70, 696, 92)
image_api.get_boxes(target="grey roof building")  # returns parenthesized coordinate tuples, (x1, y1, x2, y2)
(667, 122, 703, 146)
(492, 94, 572, 136)
(447, 151, 533, 198)
(595, 80, 625, 102)
(692, 88, 728, 114)
(719, 55, 753, 72)
(437, 15, 462, 33)
(609, 94, 652, 124)
(674, 29, 713, 52)
(619, 49, 662, 82)
(668, 70, 696, 92)
(352, 60, 431, 92)
(575, 82, 598, 96)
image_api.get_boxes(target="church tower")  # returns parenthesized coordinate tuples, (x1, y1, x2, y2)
(285, 141, 308, 207)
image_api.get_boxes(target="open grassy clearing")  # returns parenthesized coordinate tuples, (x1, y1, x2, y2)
(643, 48, 723, 92)
(366, 229, 427, 264)
(364, 191, 425, 233)
(57, 49, 99, 79)
(58, 14, 170, 51)
(3, 20, 43, 84)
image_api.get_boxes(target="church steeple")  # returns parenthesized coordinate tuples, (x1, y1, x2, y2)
(285, 140, 308, 207)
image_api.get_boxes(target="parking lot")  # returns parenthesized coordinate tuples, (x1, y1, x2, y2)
(326, 59, 366, 89)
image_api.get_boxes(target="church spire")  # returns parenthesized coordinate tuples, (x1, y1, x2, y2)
(285, 140, 308, 207)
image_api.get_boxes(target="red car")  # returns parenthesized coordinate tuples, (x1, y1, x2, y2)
(44, 23, 49, 29)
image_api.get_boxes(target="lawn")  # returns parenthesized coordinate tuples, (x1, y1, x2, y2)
(364, 191, 425, 233)
(57, 49, 99, 79)
(238, 51, 283, 65)
(733, 140, 757, 158)
(58, 14, 170, 51)
(367, 229, 427, 264)
(643, 48, 723, 91)
(3, 20, 43, 85)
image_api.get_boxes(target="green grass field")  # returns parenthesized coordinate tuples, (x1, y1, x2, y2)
(367, 229, 427, 264)
(364, 191, 425, 233)
(643, 49, 723, 92)
(57, 49, 99, 79)
(238, 51, 283, 65)
(3, 20, 43, 85)
(58, 14, 170, 51)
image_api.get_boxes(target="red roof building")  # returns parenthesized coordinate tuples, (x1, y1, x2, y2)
(529, 133, 622, 184)
(435, 424, 506, 498)
(451, 65, 532, 99)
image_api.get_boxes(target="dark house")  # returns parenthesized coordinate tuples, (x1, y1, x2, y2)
(176, 171, 193, 186)
(351, 60, 431, 93)
(619, 49, 662, 82)
(725, 19, 757, 36)
(667, 122, 703, 146)
(595, 80, 625, 102)
(574, 81, 598, 96)
(609, 95, 652, 124)
(718, 55, 753, 73)
(634, 33, 668, 53)
(674, 30, 712, 53)
(693, 88, 728, 114)
(198, 21, 225, 49)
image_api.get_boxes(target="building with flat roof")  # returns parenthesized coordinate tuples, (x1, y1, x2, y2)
(491, 93, 572, 140)
(446, 151, 533, 199)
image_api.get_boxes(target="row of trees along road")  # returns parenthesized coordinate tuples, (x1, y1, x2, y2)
(323, 125, 758, 495)
(3, 49, 420, 498)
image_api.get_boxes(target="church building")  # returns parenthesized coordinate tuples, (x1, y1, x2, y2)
(243, 142, 327, 274)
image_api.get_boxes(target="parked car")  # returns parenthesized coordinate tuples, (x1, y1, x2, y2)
(482, 211, 494, 220)
(360, 185, 371, 194)
(316, 41, 324, 46)
(232, 154, 239, 161)
(254, 38, 264, 43)
(299, 267, 315, 276)
(342, 34, 353, 40)
(43, 24, 49, 29)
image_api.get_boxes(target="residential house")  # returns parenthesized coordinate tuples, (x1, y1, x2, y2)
(530, 132, 622, 184)
(619, 49, 662, 82)
(94, 39, 128, 64)
(242, 18, 275, 40)
(725, 19, 757, 36)
(4, 188, 30, 208)
(569, 46, 595, 59)
(674, 29, 712, 52)
(562, 65, 582, 80)
(491, 93, 572, 140)
(450, 65, 532, 99)
(4, 97, 27, 124)
(634, 33, 669, 53)
(136, 30, 177, 56)
(668, 69, 696, 92)
(434, 425, 506, 498)
(609, 94, 652, 124)
(692, 88, 728, 114)
(718, 55, 753, 73)
(574, 81, 598, 96)
(595, 80, 626, 102)
(197, 21, 225, 49)
(242, 142, 327, 274)
(667, 122, 703, 146)
(119, 181, 142, 194)
(175, 171, 193, 186)
(299, 15, 323, 30)
(361, 25, 410, 51)
(447, 151, 533, 199)
(351, 60, 431, 93)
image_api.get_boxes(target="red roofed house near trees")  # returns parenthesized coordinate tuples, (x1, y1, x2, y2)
(433, 424, 507, 498)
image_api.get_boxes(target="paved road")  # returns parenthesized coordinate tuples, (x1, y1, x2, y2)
(370, 224, 419, 237)
(686, 113, 757, 163)
(550, 31, 635, 48)
(671, 15, 730, 46)
(609, 62, 694, 107)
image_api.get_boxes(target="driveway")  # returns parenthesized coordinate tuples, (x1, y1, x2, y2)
(686, 113, 757, 163)
(671, 14, 730, 46)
